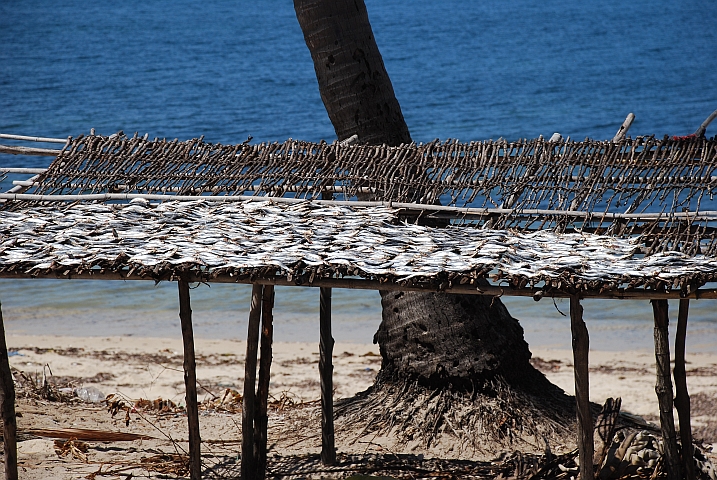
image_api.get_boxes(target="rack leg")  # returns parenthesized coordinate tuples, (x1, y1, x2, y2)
(0, 302, 18, 480)
(178, 277, 202, 480)
(254, 285, 274, 479)
(241, 284, 263, 480)
(570, 295, 593, 480)
(674, 299, 695, 479)
(319, 287, 336, 465)
(652, 299, 682, 480)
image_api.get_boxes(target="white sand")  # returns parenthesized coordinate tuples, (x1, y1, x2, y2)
(4, 334, 716, 478)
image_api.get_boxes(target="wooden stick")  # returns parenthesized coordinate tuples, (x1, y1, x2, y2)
(674, 299, 695, 480)
(694, 108, 717, 137)
(651, 299, 682, 480)
(612, 113, 636, 142)
(3, 270, 717, 301)
(178, 276, 202, 480)
(3, 174, 41, 197)
(0, 133, 68, 144)
(254, 285, 274, 479)
(0, 144, 61, 157)
(570, 294, 594, 480)
(0, 168, 47, 174)
(319, 286, 336, 465)
(241, 284, 263, 480)
(0, 302, 18, 480)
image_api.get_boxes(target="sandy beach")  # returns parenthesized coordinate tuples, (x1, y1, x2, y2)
(2, 333, 716, 478)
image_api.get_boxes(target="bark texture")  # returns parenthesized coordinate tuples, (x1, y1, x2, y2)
(294, 0, 410, 146)
(375, 290, 533, 385)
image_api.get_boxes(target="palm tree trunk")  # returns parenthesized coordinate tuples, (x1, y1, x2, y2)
(294, 0, 410, 146)
(294, 0, 577, 456)
(294, 0, 539, 388)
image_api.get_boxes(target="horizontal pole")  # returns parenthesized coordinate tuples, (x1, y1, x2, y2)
(5, 182, 376, 195)
(2, 175, 41, 200)
(1, 192, 717, 223)
(0, 134, 68, 144)
(0, 144, 62, 157)
(15, 175, 717, 191)
(0, 270, 714, 300)
(0, 168, 48, 174)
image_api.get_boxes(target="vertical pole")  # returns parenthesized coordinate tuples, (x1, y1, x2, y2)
(254, 285, 274, 479)
(178, 277, 202, 480)
(0, 303, 18, 480)
(319, 286, 336, 465)
(570, 294, 593, 480)
(241, 284, 263, 480)
(651, 299, 682, 480)
(674, 299, 695, 479)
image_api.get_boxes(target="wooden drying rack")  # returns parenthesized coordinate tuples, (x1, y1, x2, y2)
(1, 129, 715, 480)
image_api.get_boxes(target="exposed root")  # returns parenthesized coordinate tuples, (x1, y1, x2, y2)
(334, 371, 576, 460)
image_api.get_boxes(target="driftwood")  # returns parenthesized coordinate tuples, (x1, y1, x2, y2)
(0, 144, 61, 156)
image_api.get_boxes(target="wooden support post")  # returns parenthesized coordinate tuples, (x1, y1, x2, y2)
(254, 285, 274, 479)
(570, 294, 594, 480)
(651, 299, 682, 480)
(0, 303, 18, 480)
(319, 286, 336, 465)
(241, 284, 263, 480)
(674, 299, 695, 480)
(178, 276, 202, 480)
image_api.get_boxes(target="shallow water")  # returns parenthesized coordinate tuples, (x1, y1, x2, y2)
(1, 0, 716, 350)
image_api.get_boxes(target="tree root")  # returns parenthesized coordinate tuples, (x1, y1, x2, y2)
(334, 371, 576, 460)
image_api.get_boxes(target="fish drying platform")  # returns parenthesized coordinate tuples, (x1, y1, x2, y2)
(1, 131, 717, 479)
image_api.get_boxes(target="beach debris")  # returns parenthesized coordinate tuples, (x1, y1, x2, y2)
(73, 385, 105, 403)
(598, 430, 662, 478)
(11, 366, 67, 402)
(133, 397, 180, 413)
(140, 453, 190, 477)
(269, 390, 301, 412)
(200, 387, 242, 412)
(107, 393, 183, 426)
(83, 454, 189, 479)
(494, 449, 579, 479)
(695, 445, 717, 480)
(32, 427, 153, 442)
(594, 397, 622, 469)
(54, 437, 89, 463)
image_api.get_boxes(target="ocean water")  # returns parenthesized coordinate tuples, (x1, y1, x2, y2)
(1, 0, 717, 351)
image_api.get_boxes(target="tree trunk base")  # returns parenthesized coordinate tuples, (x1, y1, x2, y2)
(335, 368, 576, 460)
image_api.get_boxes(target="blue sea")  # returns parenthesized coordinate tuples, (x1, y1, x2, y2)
(1, 0, 717, 351)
